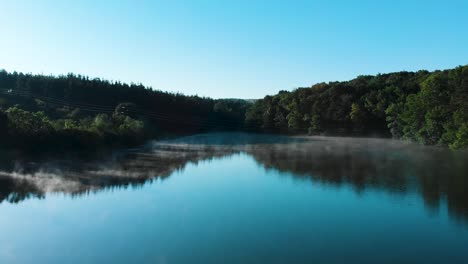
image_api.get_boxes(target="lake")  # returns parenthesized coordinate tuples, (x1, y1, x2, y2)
(0, 133, 467, 264)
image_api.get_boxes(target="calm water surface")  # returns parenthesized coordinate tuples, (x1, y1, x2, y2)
(0, 133, 467, 263)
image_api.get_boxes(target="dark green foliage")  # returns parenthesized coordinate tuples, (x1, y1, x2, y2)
(245, 65, 468, 149)
(1, 65, 467, 150)
(114, 102, 139, 118)
(0, 70, 250, 134)
(0, 106, 147, 150)
(0, 110, 7, 139)
(0, 70, 251, 150)
(5, 107, 54, 136)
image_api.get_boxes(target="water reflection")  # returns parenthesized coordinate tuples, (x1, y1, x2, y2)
(244, 137, 468, 223)
(0, 133, 467, 223)
(0, 143, 237, 204)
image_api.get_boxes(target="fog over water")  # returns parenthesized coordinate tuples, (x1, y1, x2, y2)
(1, 133, 467, 222)
(1, 133, 468, 263)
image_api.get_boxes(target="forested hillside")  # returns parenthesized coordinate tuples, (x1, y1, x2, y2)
(245, 65, 468, 149)
(0, 71, 250, 150)
(1, 65, 467, 150)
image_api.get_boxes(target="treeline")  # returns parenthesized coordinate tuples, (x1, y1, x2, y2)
(1, 65, 467, 150)
(0, 70, 250, 150)
(245, 65, 468, 149)
(0, 106, 147, 150)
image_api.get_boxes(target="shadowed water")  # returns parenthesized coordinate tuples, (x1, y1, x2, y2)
(0, 133, 467, 263)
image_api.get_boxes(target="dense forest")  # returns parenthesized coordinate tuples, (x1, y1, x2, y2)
(0, 65, 467, 150)
(0, 70, 249, 150)
(246, 65, 468, 149)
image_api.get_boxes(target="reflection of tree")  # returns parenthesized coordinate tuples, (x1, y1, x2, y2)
(247, 143, 409, 193)
(245, 138, 468, 223)
(1, 135, 467, 224)
(0, 176, 44, 203)
(0, 144, 236, 204)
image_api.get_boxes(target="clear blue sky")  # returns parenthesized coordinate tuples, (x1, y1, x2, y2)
(1, 0, 467, 99)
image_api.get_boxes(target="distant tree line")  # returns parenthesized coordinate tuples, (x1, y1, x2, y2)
(0, 70, 250, 150)
(0, 65, 467, 150)
(245, 65, 468, 149)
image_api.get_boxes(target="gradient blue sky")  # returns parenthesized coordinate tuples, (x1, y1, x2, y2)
(1, 0, 467, 98)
